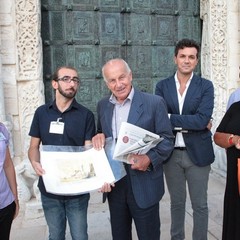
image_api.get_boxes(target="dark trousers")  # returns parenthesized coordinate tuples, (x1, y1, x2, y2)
(107, 176, 160, 240)
(0, 201, 16, 240)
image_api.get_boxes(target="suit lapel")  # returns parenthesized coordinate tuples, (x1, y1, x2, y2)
(104, 101, 114, 135)
(168, 77, 180, 114)
(182, 75, 198, 112)
(127, 90, 143, 125)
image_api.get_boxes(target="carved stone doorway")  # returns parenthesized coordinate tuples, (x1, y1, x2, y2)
(41, 0, 201, 115)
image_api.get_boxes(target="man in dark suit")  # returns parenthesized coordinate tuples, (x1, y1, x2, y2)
(92, 58, 174, 240)
(155, 39, 215, 240)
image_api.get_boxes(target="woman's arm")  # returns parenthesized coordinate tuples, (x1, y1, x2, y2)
(4, 147, 19, 219)
(214, 132, 240, 149)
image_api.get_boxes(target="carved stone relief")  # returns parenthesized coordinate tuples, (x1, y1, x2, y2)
(15, 0, 44, 205)
(15, 0, 44, 151)
(200, 0, 229, 174)
(16, 0, 42, 80)
(15, 159, 40, 202)
(211, 0, 228, 104)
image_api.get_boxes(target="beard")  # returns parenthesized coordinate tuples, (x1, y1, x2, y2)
(58, 84, 77, 99)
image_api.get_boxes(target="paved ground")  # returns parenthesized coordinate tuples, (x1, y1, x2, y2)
(10, 170, 225, 240)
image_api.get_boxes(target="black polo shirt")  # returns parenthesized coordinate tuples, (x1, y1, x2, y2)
(29, 99, 96, 199)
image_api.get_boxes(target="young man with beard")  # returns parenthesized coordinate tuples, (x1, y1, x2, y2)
(28, 66, 96, 240)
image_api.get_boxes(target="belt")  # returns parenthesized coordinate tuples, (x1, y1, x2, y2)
(174, 147, 187, 151)
(173, 128, 208, 134)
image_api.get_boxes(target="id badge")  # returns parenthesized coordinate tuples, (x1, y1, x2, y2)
(49, 118, 64, 134)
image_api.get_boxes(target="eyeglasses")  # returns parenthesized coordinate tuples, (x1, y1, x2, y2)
(57, 76, 80, 84)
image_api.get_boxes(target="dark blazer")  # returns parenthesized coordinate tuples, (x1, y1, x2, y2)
(97, 88, 174, 208)
(155, 74, 215, 167)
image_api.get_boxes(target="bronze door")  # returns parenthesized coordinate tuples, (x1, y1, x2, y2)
(41, 0, 201, 115)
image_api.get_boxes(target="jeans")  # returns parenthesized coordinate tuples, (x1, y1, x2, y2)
(164, 149, 210, 240)
(41, 193, 90, 240)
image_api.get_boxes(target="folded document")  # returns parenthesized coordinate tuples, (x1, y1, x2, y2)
(113, 122, 164, 164)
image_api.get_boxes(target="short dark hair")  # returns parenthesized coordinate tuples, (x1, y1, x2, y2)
(174, 39, 200, 58)
(52, 66, 78, 81)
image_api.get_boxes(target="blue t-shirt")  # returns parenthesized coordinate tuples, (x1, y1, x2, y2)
(29, 99, 96, 199)
(0, 123, 15, 209)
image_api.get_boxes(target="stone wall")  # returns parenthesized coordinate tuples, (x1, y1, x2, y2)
(15, 0, 44, 160)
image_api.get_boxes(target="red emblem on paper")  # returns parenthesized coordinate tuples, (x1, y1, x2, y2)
(122, 136, 129, 143)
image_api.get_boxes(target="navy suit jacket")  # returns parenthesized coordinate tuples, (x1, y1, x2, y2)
(155, 74, 215, 166)
(97, 88, 174, 208)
